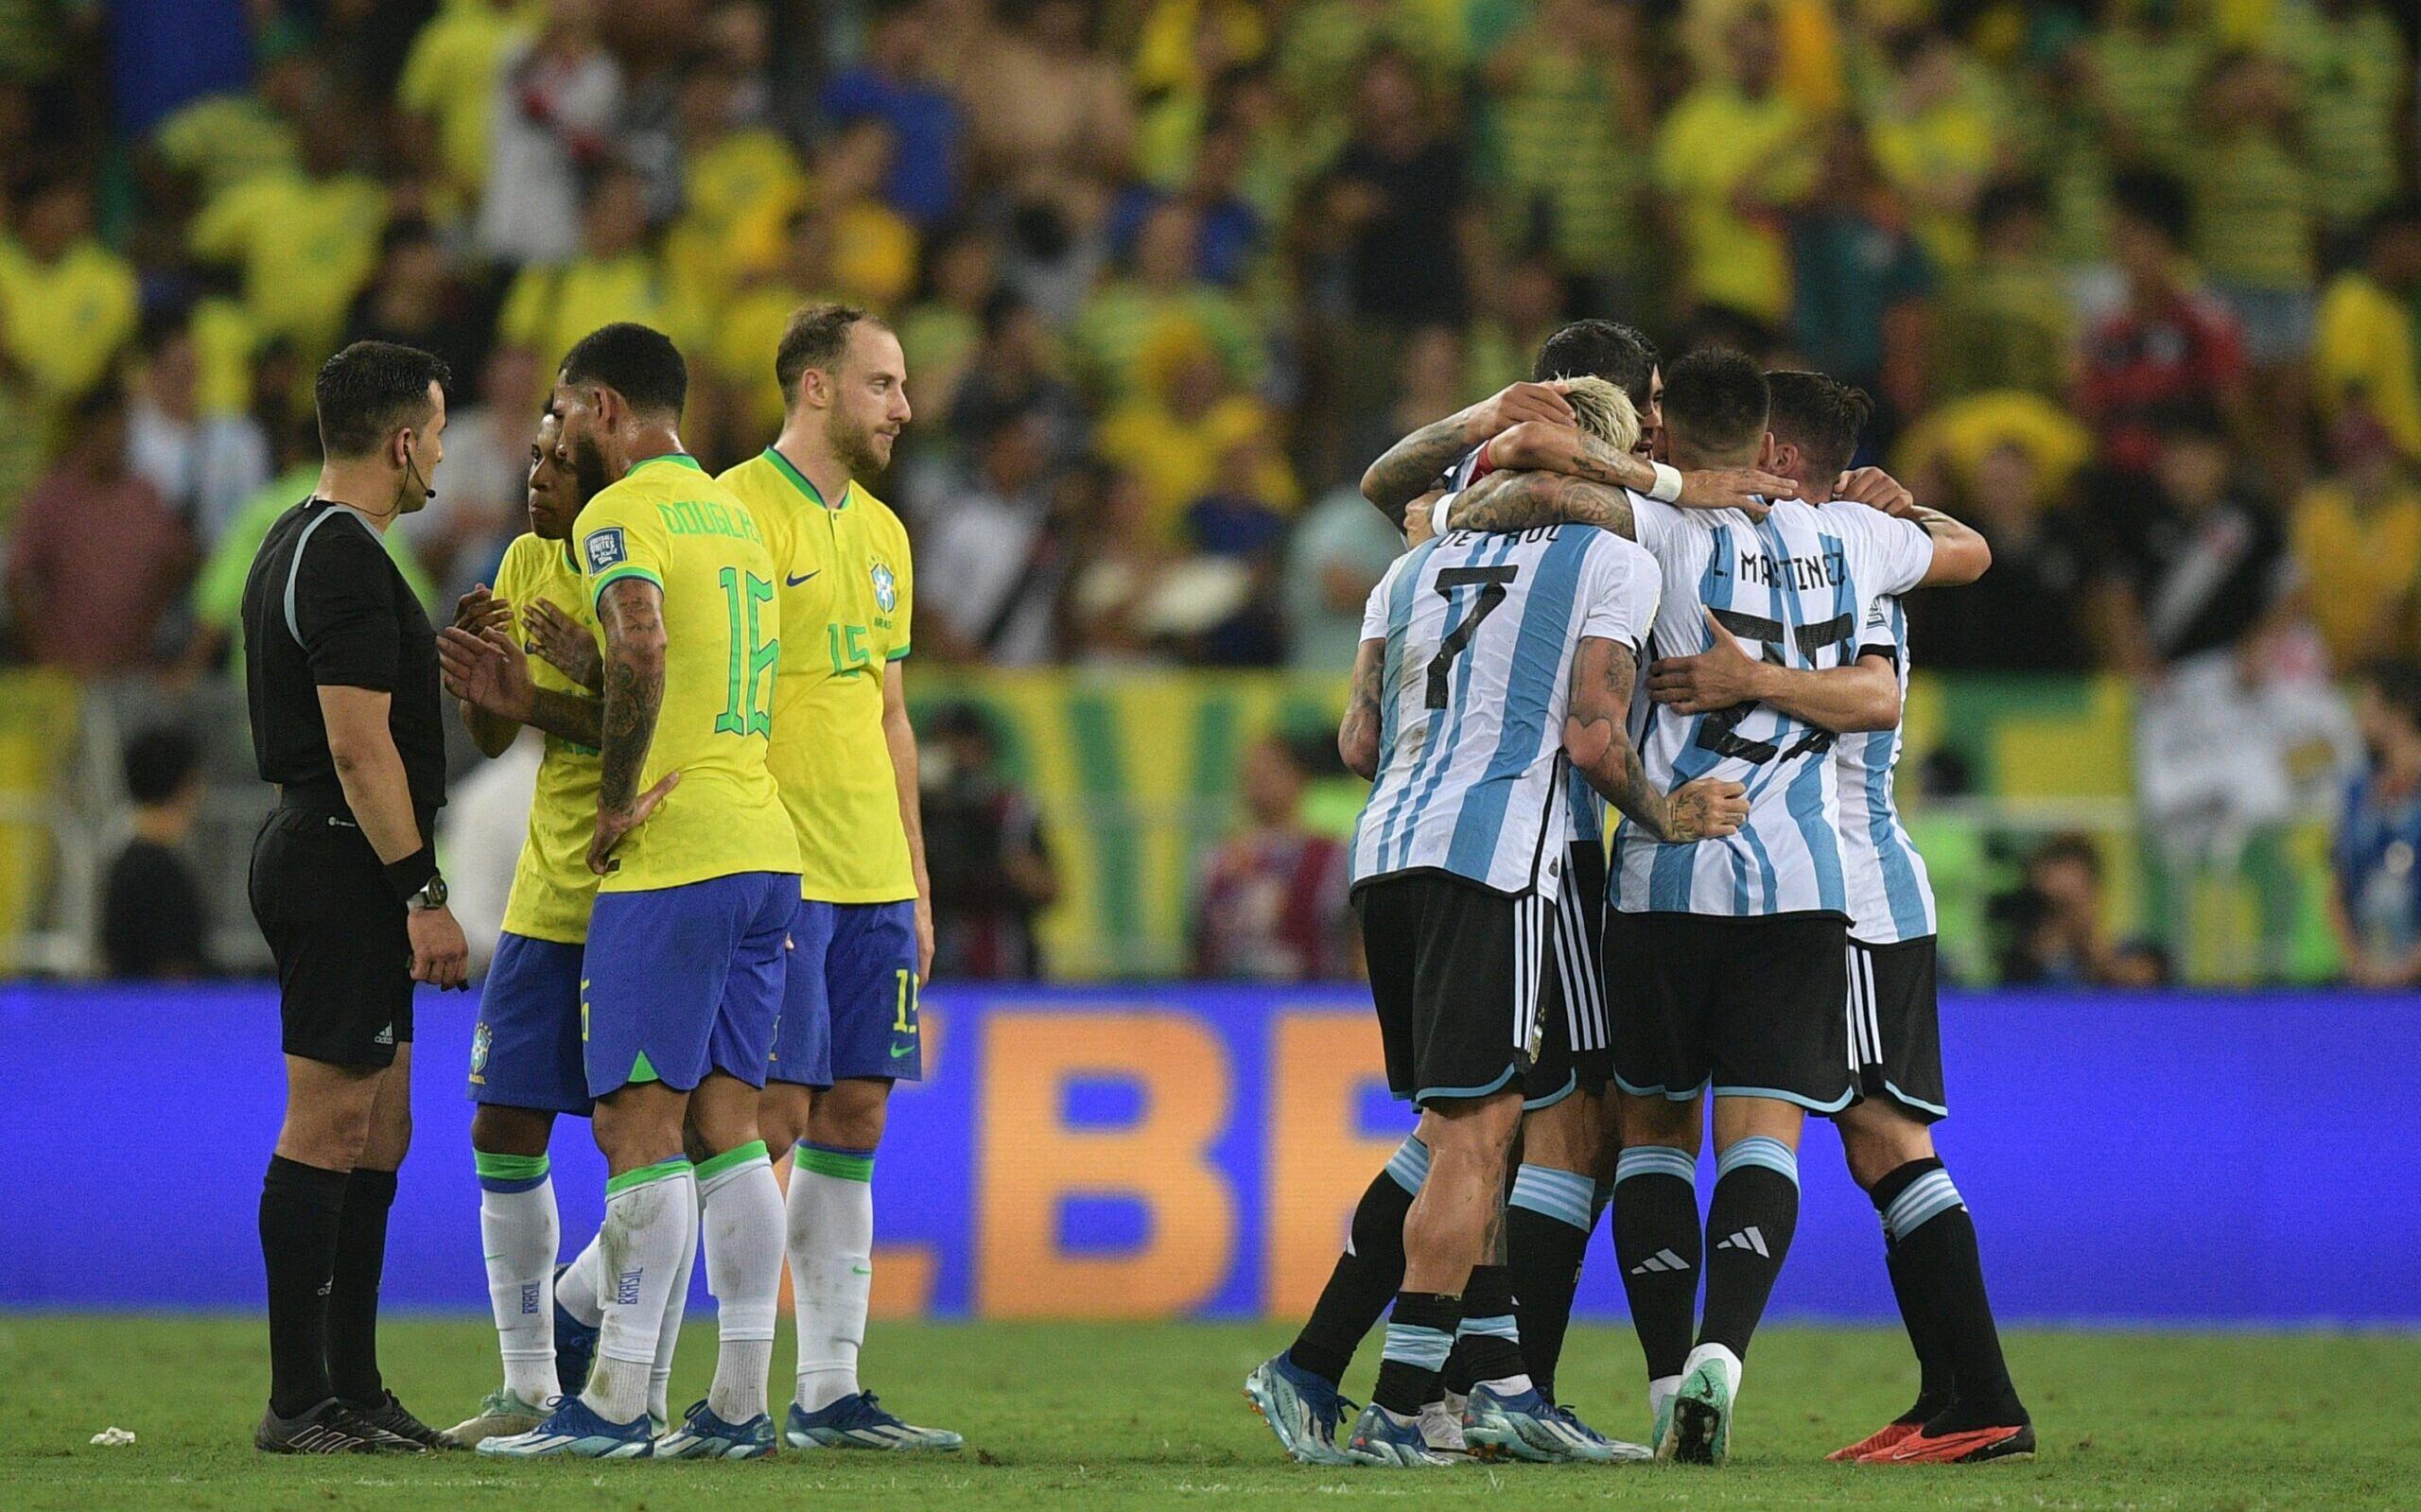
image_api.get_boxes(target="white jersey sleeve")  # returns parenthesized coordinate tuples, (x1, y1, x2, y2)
(1834, 594, 1935, 944)
(1825, 503, 1935, 600)
(1361, 553, 1414, 643)
(1577, 532, 1661, 650)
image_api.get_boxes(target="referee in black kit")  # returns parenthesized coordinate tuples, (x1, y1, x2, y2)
(240, 340, 467, 1454)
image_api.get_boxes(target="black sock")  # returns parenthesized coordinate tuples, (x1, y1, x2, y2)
(1872, 1161, 1956, 1423)
(326, 1166, 399, 1404)
(1609, 1147, 1700, 1382)
(259, 1156, 349, 1417)
(1877, 1160, 2028, 1431)
(1453, 1264, 1526, 1385)
(1507, 1163, 1595, 1400)
(1288, 1138, 1422, 1385)
(1696, 1138, 1800, 1360)
(1438, 1335, 1472, 1398)
(1372, 1292, 1463, 1416)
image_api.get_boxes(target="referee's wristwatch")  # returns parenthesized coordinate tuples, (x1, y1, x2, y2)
(406, 874, 449, 912)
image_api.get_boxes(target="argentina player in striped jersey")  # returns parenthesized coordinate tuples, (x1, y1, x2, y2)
(1250, 328, 1754, 1468)
(1440, 351, 1990, 1464)
(1308, 487, 1745, 1469)
(1650, 373, 2032, 1465)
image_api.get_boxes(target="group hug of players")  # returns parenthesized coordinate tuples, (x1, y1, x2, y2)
(1244, 320, 2037, 1469)
(422, 309, 962, 1459)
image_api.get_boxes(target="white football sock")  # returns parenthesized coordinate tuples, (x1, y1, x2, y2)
(475, 1153, 560, 1405)
(557, 1232, 603, 1327)
(698, 1140, 784, 1423)
(788, 1142, 876, 1412)
(1648, 1374, 1681, 1424)
(651, 1177, 700, 1426)
(580, 1158, 696, 1426)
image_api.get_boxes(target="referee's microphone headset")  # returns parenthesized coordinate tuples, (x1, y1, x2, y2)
(403, 442, 436, 503)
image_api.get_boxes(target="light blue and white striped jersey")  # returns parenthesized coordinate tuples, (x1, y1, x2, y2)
(1835, 592, 1938, 944)
(1611, 494, 1935, 917)
(1351, 523, 1659, 900)
(1440, 443, 1613, 857)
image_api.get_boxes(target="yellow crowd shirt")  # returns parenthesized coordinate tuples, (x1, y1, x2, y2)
(576, 453, 799, 893)
(0, 236, 139, 407)
(490, 531, 603, 943)
(720, 447, 917, 904)
(188, 170, 388, 349)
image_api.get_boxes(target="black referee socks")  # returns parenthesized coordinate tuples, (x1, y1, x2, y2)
(1696, 1137, 1800, 1360)
(259, 1156, 349, 1417)
(1873, 1157, 2028, 1431)
(1287, 1137, 1424, 1386)
(326, 1166, 399, 1405)
(1610, 1145, 1701, 1382)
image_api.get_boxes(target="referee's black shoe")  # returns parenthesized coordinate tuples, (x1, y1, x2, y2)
(339, 1391, 450, 1451)
(255, 1399, 378, 1454)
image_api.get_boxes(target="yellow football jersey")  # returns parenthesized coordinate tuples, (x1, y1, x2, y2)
(490, 532, 602, 943)
(576, 453, 800, 893)
(719, 447, 916, 904)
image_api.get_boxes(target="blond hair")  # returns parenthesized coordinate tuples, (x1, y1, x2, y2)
(1556, 374, 1642, 457)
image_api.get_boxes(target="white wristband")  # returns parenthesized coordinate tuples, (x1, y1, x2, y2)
(1431, 491, 1456, 539)
(1648, 461, 1684, 503)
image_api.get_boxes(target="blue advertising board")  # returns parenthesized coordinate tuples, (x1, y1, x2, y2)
(1, 982, 2413, 1323)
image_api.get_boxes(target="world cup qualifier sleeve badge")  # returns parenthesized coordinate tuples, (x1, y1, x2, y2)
(583, 527, 627, 572)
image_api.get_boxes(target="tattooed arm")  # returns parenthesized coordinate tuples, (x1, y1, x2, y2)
(1359, 381, 1576, 519)
(585, 576, 679, 876)
(436, 624, 603, 748)
(1445, 468, 1641, 538)
(1486, 421, 1794, 514)
(1562, 636, 1748, 843)
(1337, 636, 1386, 780)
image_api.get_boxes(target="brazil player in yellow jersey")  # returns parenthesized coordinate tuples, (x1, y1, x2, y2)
(436, 408, 702, 1447)
(718, 303, 958, 1452)
(434, 406, 616, 1446)
(479, 324, 800, 1461)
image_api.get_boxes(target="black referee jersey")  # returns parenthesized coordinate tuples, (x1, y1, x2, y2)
(239, 497, 446, 817)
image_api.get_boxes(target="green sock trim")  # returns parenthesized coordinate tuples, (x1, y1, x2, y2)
(693, 1139, 770, 1185)
(604, 1156, 690, 1197)
(474, 1151, 549, 1181)
(629, 1050, 660, 1085)
(793, 1144, 875, 1183)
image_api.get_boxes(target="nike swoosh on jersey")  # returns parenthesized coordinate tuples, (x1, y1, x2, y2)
(786, 571, 820, 587)
(888, 1042, 914, 1058)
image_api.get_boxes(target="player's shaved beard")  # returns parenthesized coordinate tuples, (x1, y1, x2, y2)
(827, 405, 890, 482)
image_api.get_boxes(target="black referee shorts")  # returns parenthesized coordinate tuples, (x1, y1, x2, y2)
(249, 806, 414, 1068)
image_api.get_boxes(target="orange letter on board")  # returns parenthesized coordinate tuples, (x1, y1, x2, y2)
(977, 1010, 1235, 1316)
(1267, 1010, 1408, 1318)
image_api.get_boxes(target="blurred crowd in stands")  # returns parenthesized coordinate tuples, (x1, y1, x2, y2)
(4, 0, 2419, 985)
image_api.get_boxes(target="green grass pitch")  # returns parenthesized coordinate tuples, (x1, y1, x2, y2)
(0, 1316, 2412, 1510)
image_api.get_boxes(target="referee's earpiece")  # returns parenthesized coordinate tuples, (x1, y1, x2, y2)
(402, 435, 434, 501)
